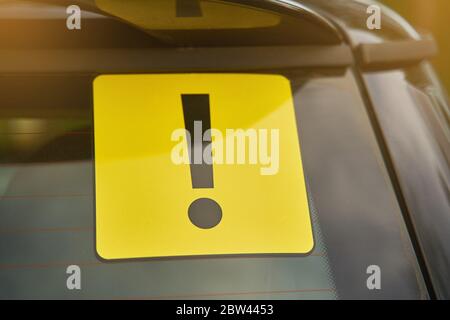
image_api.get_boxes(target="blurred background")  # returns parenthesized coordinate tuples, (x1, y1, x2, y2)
(382, 0, 450, 94)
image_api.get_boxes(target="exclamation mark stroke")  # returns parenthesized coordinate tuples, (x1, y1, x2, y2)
(182, 94, 222, 229)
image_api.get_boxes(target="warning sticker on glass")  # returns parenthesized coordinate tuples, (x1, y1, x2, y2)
(93, 73, 313, 260)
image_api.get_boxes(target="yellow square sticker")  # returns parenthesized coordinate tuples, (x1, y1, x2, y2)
(93, 73, 313, 260)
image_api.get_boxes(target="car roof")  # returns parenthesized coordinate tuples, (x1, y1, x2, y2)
(2, 0, 423, 45)
(0, 0, 436, 72)
(296, 0, 421, 44)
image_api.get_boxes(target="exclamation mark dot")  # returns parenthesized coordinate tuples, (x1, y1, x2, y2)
(182, 94, 222, 229)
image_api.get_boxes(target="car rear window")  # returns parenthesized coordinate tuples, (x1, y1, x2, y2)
(0, 70, 428, 299)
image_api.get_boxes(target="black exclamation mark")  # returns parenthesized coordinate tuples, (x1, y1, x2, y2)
(182, 94, 222, 229)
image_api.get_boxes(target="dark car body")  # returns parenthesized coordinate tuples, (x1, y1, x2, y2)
(0, 0, 448, 299)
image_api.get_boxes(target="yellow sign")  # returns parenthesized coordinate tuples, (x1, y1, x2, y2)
(93, 74, 313, 260)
